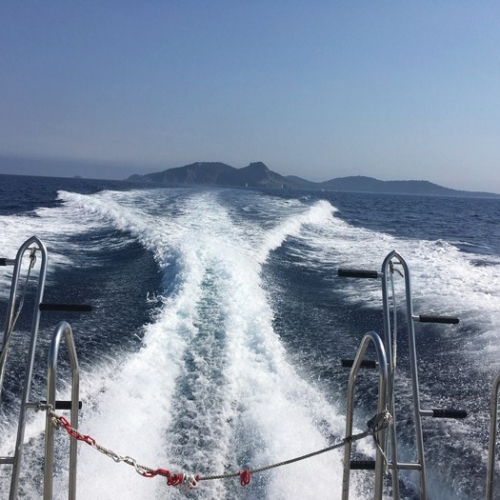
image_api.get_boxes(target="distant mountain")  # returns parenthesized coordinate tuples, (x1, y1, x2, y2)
(128, 161, 297, 188)
(128, 163, 499, 198)
(315, 175, 500, 197)
(286, 175, 321, 189)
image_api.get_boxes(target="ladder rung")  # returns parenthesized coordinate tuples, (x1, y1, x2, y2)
(391, 462, 423, 471)
(41, 400, 83, 410)
(338, 268, 380, 279)
(39, 303, 92, 313)
(0, 457, 15, 465)
(416, 314, 459, 324)
(421, 408, 467, 419)
(350, 460, 376, 470)
(0, 258, 15, 266)
(341, 359, 378, 369)
(350, 460, 423, 472)
(26, 400, 83, 410)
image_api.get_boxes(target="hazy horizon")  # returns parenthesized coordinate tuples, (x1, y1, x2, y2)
(2, 154, 499, 195)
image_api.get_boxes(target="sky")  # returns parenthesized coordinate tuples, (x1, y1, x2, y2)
(0, 1, 499, 192)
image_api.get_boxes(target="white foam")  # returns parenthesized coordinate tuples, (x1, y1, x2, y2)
(28, 189, 362, 499)
(291, 208, 500, 355)
(5, 187, 496, 498)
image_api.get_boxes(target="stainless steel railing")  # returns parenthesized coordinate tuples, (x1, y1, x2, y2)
(44, 321, 80, 500)
(342, 331, 388, 500)
(1, 237, 85, 499)
(0, 236, 48, 499)
(339, 250, 463, 500)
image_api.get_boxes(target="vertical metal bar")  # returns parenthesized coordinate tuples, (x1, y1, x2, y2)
(44, 321, 80, 500)
(398, 254, 427, 500)
(486, 371, 500, 500)
(380, 250, 401, 500)
(383, 252, 427, 499)
(342, 331, 388, 500)
(8, 237, 48, 500)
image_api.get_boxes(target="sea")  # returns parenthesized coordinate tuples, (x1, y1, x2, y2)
(1, 173, 500, 500)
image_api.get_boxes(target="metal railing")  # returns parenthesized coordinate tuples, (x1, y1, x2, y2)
(339, 250, 463, 500)
(44, 321, 80, 500)
(1, 237, 87, 499)
(342, 331, 388, 500)
(0, 236, 48, 499)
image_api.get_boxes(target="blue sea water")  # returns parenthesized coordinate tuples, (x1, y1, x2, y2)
(1, 173, 500, 499)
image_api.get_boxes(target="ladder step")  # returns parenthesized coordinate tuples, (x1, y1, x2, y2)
(392, 462, 423, 471)
(39, 303, 92, 313)
(40, 400, 83, 410)
(417, 314, 459, 324)
(0, 258, 15, 266)
(0, 457, 15, 465)
(350, 460, 424, 471)
(429, 408, 467, 419)
(338, 268, 379, 279)
(350, 460, 376, 470)
(341, 359, 378, 369)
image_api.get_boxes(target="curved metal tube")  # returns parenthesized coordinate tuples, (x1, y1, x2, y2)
(44, 321, 80, 500)
(381, 250, 426, 500)
(342, 331, 388, 500)
(1, 236, 48, 500)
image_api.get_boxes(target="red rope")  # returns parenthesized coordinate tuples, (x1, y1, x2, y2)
(238, 470, 251, 486)
(140, 468, 170, 478)
(166, 472, 185, 486)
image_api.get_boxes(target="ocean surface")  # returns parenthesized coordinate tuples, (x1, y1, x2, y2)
(1, 173, 500, 499)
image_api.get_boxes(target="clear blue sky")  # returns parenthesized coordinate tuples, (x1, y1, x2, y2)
(0, 1, 499, 192)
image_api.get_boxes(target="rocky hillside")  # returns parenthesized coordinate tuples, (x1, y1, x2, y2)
(128, 163, 499, 198)
(128, 161, 296, 188)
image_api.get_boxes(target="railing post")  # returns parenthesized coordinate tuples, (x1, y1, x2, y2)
(0, 236, 48, 500)
(381, 251, 427, 499)
(44, 321, 80, 500)
(342, 331, 388, 500)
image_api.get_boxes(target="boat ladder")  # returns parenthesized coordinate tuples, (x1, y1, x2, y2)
(0, 236, 90, 499)
(338, 250, 465, 500)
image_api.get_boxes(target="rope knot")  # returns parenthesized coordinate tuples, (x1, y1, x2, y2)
(367, 411, 392, 434)
(239, 470, 251, 486)
(166, 472, 184, 487)
(184, 474, 200, 489)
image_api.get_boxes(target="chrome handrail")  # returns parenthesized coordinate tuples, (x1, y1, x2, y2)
(342, 331, 389, 500)
(339, 250, 461, 500)
(44, 321, 80, 500)
(380, 251, 426, 500)
(0, 236, 48, 499)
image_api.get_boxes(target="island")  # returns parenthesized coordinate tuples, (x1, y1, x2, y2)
(128, 162, 499, 198)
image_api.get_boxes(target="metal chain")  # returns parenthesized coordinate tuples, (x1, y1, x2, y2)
(39, 403, 391, 489)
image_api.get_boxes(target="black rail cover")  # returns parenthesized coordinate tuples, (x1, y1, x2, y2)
(341, 359, 378, 369)
(41, 400, 83, 410)
(350, 460, 376, 470)
(39, 303, 92, 313)
(419, 315, 459, 324)
(338, 268, 379, 279)
(432, 408, 467, 419)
